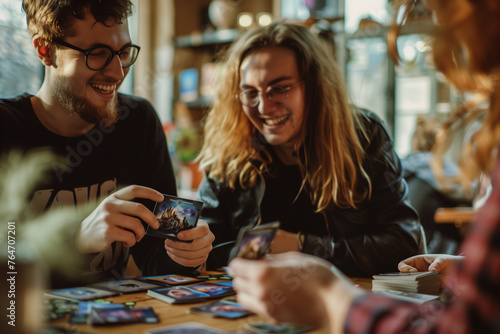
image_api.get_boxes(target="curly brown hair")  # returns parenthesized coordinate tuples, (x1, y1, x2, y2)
(23, 0, 133, 42)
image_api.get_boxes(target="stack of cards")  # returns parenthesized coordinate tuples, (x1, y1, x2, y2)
(147, 282, 235, 304)
(44, 287, 119, 301)
(146, 194, 204, 243)
(371, 271, 440, 294)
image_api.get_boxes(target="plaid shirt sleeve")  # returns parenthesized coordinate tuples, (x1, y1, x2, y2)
(345, 155, 500, 333)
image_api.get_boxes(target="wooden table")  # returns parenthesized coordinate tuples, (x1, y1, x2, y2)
(43, 277, 373, 333)
(45, 292, 266, 333)
(434, 207, 476, 227)
(45, 280, 362, 333)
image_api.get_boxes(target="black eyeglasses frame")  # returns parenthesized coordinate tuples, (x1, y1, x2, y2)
(52, 38, 141, 71)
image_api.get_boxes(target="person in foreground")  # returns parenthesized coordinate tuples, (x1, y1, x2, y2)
(0, 0, 213, 288)
(230, 0, 500, 332)
(197, 20, 425, 276)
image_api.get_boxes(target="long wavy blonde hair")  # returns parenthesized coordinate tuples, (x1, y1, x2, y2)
(198, 21, 371, 211)
(389, 0, 500, 189)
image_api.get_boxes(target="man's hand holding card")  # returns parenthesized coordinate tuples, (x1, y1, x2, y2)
(75, 185, 165, 254)
(146, 195, 204, 242)
(144, 194, 214, 268)
(76, 187, 214, 268)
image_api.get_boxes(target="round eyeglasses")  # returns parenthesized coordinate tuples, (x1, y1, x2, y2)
(238, 81, 303, 108)
(53, 38, 141, 71)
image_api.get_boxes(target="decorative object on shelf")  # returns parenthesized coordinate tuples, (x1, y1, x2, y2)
(208, 0, 239, 29)
(237, 12, 254, 28)
(256, 12, 273, 27)
(356, 16, 384, 33)
(387, 0, 432, 23)
(179, 68, 199, 102)
(172, 103, 202, 164)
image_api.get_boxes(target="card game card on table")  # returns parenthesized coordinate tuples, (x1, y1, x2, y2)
(88, 279, 161, 293)
(230, 221, 280, 261)
(146, 194, 204, 242)
(44, 287, 118, 301)
(88, 306, 159, 326)
(189, 299, 253, 319)
(68, 301, 118, 324)
(135, 274, 205, 286)
(188, 282, 235, 298)
(146, 322, 227, 334)
(147, 282, 235, 304)
(244, 322, 315, 334)
(43, 299, 78, 321)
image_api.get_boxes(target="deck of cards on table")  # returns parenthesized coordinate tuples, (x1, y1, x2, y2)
(371, 271, 440, 294)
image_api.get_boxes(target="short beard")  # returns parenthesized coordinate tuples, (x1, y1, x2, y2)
(54, 77, 119, 127)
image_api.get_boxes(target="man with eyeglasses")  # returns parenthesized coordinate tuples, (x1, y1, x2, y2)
(0, 0, 214, 288)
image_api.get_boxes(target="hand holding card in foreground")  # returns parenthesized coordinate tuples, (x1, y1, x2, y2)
(230, 221, 280, 261)
(229, 252, 363, 331)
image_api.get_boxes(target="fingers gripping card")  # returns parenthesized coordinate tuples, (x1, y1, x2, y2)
(146, 195, 204, 242)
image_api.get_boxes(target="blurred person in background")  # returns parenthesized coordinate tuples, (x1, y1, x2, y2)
(402, 115, 472, 254)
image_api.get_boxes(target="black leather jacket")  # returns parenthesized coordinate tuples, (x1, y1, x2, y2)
(198, 110, 426, 277)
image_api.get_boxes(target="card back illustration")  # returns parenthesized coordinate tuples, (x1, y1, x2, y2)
(244, 322, 314, 334)
(189, 299, 252, 319)
(138, 274, 204, 286)
(88, 306, 159, 326)
(146, 195, 204, 242)
(88, 279, 161, 293)
(44, 287, 118, 301)
(230, 221, 280, 261)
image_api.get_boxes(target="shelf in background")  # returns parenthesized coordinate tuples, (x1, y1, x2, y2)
(179, 96, 213, 109)
(174, 29, 241, 47)
(434, 207, 476, 227)
(343, 21, 436, 41)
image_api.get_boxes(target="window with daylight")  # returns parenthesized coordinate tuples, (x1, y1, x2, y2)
(0, 1, 43, 98)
